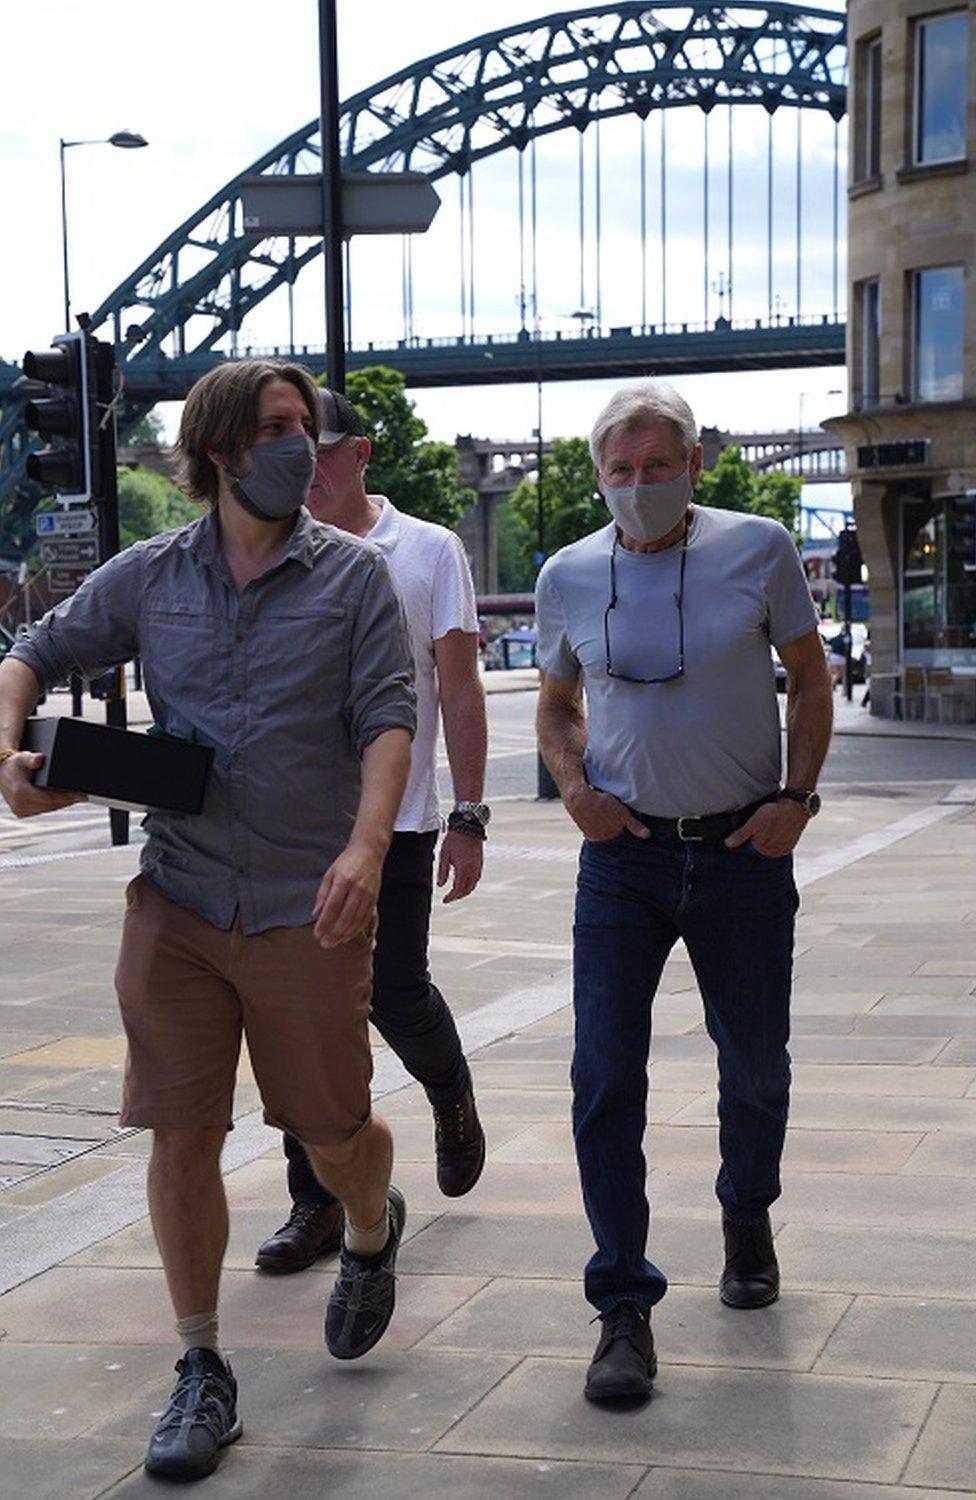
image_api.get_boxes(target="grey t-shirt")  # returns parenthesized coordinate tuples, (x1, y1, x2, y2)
(535, 506, 818, 818)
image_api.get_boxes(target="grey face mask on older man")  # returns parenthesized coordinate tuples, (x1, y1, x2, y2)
(599, 467, 694, 544)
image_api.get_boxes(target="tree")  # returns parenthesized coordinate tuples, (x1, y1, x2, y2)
(124, 409, 166, 449)
(117, 467, 199, 550)
(508, 435, 607, 577)
(696, 444, 801, 533)
(343, 366, 475, 530)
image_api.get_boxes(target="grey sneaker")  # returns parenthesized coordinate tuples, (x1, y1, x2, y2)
(144, 1347, 242, 1479)
(325, 1187, 406, 1359)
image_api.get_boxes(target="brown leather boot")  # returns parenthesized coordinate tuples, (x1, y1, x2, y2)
(254, 1201, 344, 1274)
(432, 1088, 486, 1197)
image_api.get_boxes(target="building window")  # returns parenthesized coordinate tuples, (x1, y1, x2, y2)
(903, 495, 976, 663)
(855, 34, 883, 180)
(912, 266, 964, 402)
(914, 10, 969, 166)
(858, 278, 881, 406)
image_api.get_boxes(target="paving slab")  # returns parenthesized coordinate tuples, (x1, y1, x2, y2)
(0, 1262, 487, 1352)
(632, 1472, 976, 1500)
(0, 1344, 166, 1439)
(774, 1223, 976, 1299)
(435, 1358, 935, 1482)
(904, 1384, 976, 1490)
(398, 1211, 728, 1286)
(0, 1438, 144, 1500)
(814, 1295, 976, 1382)
(101, 1449, 647, 1500)
(91, 1348, 519, 1453)
(419, 1277, 850, 1372)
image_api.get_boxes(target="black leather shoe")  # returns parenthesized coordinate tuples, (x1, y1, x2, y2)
(720, 1212, 780, 1309)
(144, 1348, 241, 1479)
(584, 1301, 656, 1402)
(433, 1088, 486, 1197)
(254, 1200, 344, 1274)
(326, 1187, 406, 1359)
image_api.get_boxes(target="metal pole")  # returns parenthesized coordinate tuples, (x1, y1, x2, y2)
(93, 338, 129, 846)
(843, 580, 854, 701)
(318, 0, 345, 391)
(59, 139, 71, 329)
(767, 112, 773, 323)
(703, 110, 709, 323)
(727, 105, 733, 322)
(640, 117, 647, 329)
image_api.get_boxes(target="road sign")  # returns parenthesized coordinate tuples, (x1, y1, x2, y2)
(35, 508, 97, 536)
(241, 172, 441, 236)
(48, 565, 94, 598)
(41, 537, 100, 567)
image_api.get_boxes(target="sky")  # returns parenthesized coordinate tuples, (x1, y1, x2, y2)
(1, 0, 850, 505)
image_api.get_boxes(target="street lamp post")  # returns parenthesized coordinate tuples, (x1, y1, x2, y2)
(58, 129, 147, 727)
(59, 130, 148, 330)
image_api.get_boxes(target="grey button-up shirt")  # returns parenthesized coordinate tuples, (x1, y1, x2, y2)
(11, 509, 416, 933)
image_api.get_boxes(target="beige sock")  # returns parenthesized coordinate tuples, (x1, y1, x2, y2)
(175, 1311, 223, 1362)
(344, 1207, 389, 1258)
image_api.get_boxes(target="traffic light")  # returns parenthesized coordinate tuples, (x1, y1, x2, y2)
(22, 331, 100, 501)
(833, 526, 864, 587)
(948, 492, 976, 571)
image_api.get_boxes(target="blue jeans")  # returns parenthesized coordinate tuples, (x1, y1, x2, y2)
(572, 830, 799, 1312)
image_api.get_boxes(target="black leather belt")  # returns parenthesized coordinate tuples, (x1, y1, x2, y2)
(631, 793, 779, 843)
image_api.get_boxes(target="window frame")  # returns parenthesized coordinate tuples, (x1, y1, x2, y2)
(854, 32, 883, 182)
(912, 9, 969, 168)
(909, 264, 965, 403)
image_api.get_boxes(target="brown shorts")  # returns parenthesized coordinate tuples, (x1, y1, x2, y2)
(115, 875, 374, 1149)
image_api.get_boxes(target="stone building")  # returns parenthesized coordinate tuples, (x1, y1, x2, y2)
(825, 0, 976, 719)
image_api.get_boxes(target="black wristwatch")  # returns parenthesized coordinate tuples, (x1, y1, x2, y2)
(779, 787, 821, 817)
(447, 801, 491, 840)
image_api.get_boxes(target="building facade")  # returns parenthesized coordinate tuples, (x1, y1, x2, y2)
(826, 0, 976, 719)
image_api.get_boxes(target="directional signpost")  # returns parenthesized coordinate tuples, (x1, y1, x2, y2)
(241, 172, 441, 237)
(35, 508, 97, 535)
(40, 537, 100, 568)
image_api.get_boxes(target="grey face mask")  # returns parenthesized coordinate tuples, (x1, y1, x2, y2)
(600, 468, 694, 544)
(229, 432, 316, 521)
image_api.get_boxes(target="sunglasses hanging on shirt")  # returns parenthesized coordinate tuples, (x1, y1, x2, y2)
(603, 526, 689, 685)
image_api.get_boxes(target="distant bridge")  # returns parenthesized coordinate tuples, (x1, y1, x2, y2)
(0, 1, 848, 558)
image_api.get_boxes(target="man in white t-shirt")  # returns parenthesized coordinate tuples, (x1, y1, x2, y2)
(255, 388, 490, 1274)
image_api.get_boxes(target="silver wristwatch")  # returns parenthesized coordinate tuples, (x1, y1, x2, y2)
(453, 800, 491, 828)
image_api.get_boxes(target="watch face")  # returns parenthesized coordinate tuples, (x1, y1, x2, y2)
(457, 801, 491, 826)
(806, 792, 822, 817)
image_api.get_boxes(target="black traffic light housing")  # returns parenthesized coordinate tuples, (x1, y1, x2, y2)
(22, 331, 100, 501)
(833, 526, 864, 588)
(948, 492, 976, 571)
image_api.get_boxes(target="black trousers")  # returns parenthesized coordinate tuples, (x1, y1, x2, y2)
(285, 829, 471, 1206)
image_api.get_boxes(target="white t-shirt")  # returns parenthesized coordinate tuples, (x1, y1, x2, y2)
(361, 496, 479, 832)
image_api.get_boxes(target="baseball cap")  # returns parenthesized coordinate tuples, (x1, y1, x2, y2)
(317, 388, 367, 446)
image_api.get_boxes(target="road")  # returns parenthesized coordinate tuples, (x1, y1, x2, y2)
(2, 688, 972, 867)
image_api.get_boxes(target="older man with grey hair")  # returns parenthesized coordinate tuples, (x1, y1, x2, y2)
(536, 381, 832, 1403)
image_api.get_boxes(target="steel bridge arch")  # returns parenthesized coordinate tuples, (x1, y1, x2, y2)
(0, 1, 846, 547)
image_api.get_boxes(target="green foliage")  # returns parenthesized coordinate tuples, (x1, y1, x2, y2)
(696, 444, 801, 533)
(343, 366, 474, 530)
(496, 499, 536, 593)
(124, 409, 166, 449)
(117, 467, 199, 550)
(508, 436, 607, 575)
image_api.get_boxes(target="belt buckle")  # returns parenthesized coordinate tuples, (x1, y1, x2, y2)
(676, 816, 704, 842)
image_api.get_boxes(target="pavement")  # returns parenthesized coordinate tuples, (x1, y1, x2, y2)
(2, 764, 976, 1495)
